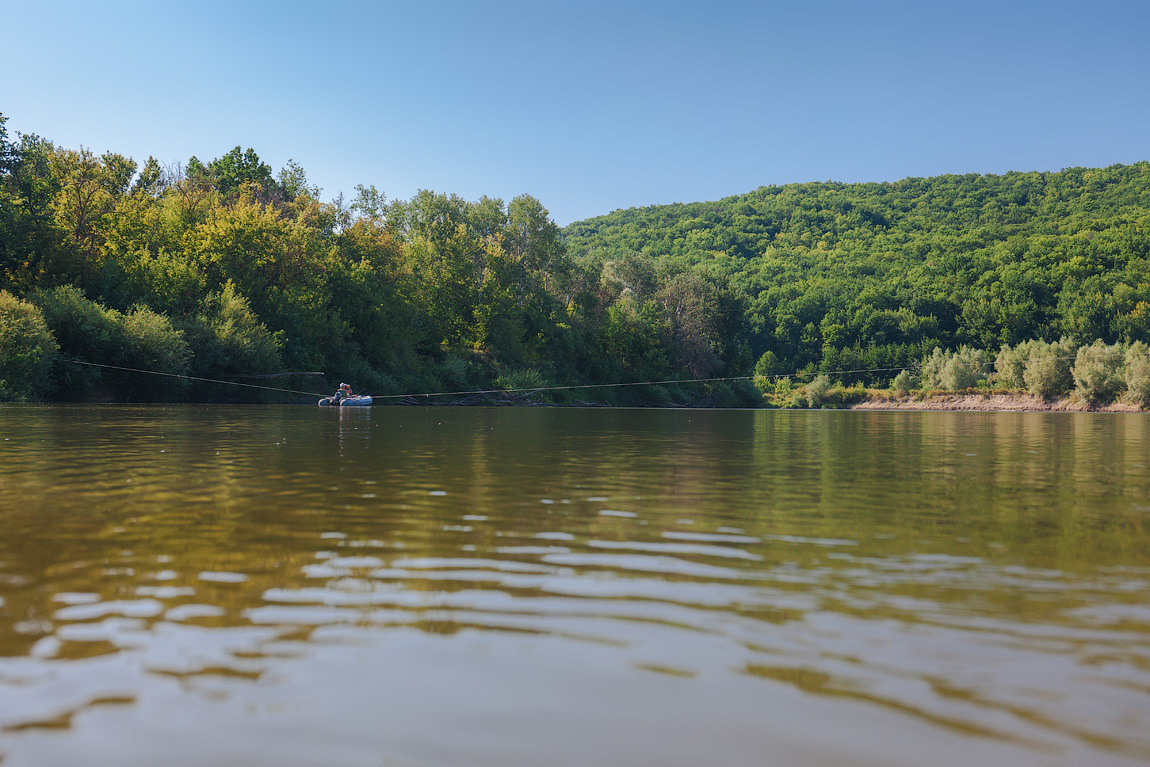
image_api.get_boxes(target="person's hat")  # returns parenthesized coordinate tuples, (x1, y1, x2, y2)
(340, 383, 350, 388)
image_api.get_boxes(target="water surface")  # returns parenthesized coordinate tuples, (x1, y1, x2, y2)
(1, 406, 1148, 766)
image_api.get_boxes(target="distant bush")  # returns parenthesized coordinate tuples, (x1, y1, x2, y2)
(30, 285, 120, 398)
(891, 369, 914, 395)
(181, 282, 283, 382)
(1023, 338, 1077, 399)
(30, 285, 114, 359)
(804, 373, 831, 407)
(31, 285, 190, 401)
(436, 351, 486, 392)
(118, 305, 192, 400)
(1125, 342, 1150, 408)
(823, 382, 868, 408)
(722, 378, 763, 407)
(993, 339, 1036, 389)
(941, 346, 988, 390)
(919, 348, 946, 389)
(909, 336, 1150, 407)
(1072, 341, 1125, 404)
(919, 346, 988, 390)
(494, 368, 549, 401)
(754, 351, 784, 378)
(0, 291, 59, 401)
(756, 375, 794, 407)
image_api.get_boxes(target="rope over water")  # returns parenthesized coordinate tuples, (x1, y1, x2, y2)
(62, 359, 779, 399)
(62, 359, 327, 397)
(58, 356, 1077, 401)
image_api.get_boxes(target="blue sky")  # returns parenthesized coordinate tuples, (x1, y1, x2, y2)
(4, 0, 1148, 225)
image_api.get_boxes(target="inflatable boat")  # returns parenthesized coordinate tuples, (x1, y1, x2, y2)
(318, 395, 373, 407)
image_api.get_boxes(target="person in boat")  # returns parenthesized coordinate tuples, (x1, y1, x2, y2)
(335, 382, 354, 402)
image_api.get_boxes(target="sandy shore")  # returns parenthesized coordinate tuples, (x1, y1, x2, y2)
(851, 393, 1145, 412)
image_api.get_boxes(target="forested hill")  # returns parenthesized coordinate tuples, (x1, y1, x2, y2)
(563, 164, 1150, 381)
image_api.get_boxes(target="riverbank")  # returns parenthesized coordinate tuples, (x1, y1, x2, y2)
(851, 392, 1146, 412)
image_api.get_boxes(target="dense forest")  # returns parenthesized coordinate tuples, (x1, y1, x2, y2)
(1, 111, 1149, 405)
(565, 163, 1150, 386)
(0, 113, 751, 404)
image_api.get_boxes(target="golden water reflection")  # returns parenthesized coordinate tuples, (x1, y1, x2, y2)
(0, 406, 1148, 766)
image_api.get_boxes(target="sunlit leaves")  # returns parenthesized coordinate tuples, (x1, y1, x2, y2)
(0, 290, 57, 400)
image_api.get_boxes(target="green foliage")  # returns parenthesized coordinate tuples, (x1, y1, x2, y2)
(0, 290, 58, 400)
(1072, 340, 1124, 404)
(656, 269, 726, 377)
(755, 372, 793, 402)
(940, 346, 989, 390)
(597, 298, 671, 382)
(351, 184, 387, 220)
(919, 345, 990, 390)
(31, 285, 189, 401)
(1022, 338, 1077, 398)
(754, 350, 783, 378)
(6, 113, 1150, 406)
(46, 147, 134, 285)
(992, 339, 1035, 389)
(803, 373, 831, 407)
(822, 382, 869, 408)
(0, 112, 14, 172)
(2, 133, 61, 292)
(891, 369, 914, 395)
(566, 163, 1150, 382)
(919, 347, 945, 389)
(437, 352, 481, 391)
(494, 368, 548, 397)
(118, 305, 192, 401)
(132, 156, 165, 197)
(115, 250, 208, 317)
(30, 284, 120, 397)
(208, 147, 274, 196)
(1124, 342, 1150, 407)
(277, 159, 320, 202)
(180, 282, 284, 396)
(185, 156, 207, 179)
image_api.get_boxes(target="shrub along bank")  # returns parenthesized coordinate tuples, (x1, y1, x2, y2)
(775, 338, 1150, 409)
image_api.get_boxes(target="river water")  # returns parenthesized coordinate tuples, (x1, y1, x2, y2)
(0, 405, 1148, 766)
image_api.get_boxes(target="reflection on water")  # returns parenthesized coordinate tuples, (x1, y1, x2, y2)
(0, 406, 1148, 766)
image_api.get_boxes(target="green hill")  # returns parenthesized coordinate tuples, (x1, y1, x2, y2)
(562, 164, 1150, 382)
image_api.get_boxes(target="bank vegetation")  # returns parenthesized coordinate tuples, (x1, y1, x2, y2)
(2, 111, 1149, 407)
(770, 338, 1150, 410)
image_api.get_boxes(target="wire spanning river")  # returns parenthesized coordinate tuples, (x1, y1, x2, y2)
(0, 406, 1148, 766)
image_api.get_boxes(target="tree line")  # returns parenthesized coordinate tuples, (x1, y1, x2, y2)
(0, 113, 752, 404)
(2, 110, 1149, 405)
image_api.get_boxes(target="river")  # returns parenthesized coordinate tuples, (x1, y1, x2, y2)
(0, 406, 1148, 766)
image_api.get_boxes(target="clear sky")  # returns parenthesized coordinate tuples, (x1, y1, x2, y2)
(4, 0, 1148, 225)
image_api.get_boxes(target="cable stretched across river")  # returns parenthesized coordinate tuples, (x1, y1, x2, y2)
(58, 355, 1074, 402)
(62, 359, 327, 397)
(366, 368, 923, 400)
(61, 359, 774, 400)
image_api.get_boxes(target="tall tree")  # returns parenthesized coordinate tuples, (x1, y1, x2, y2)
(207, 146, 274, 196)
